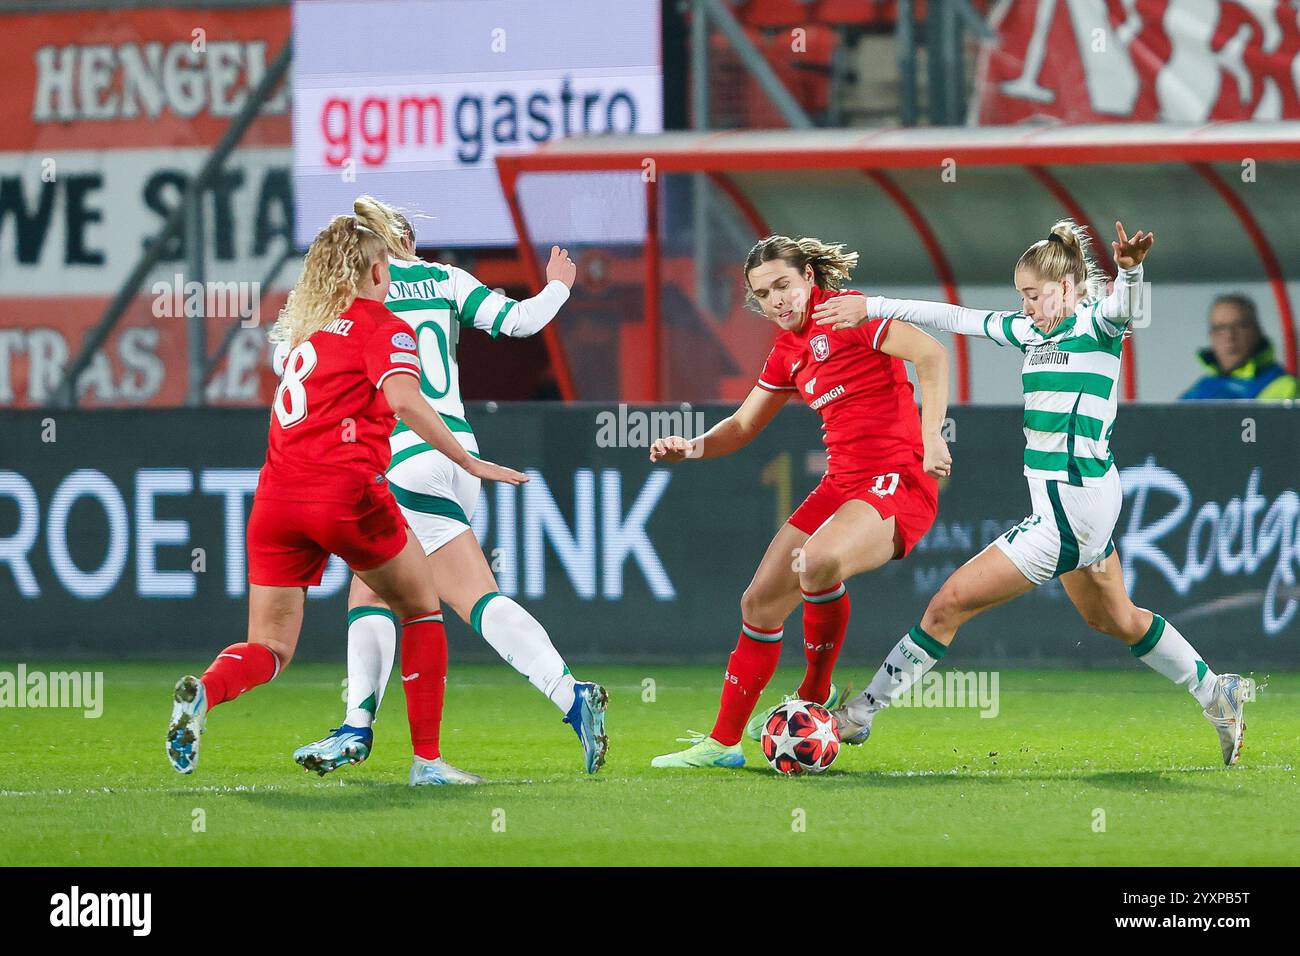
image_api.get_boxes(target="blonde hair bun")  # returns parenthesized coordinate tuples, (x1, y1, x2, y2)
(1018, 218, 1106, 300)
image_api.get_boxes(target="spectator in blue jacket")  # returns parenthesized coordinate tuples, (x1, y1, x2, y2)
(1181, 294, 1296, 401)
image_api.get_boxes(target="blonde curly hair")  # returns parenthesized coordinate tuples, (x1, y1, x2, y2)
(270, 215, 389, 347)
(352, 194, 414, 259)
(743, 235, 859, 310)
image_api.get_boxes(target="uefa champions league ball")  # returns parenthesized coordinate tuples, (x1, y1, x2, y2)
(761, 700, 840, 775)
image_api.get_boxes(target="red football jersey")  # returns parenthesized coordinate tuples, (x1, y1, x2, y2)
(258, 297, 421, 503)
(757, 286, 924, 476)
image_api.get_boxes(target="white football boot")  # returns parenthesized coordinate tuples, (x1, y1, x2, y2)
(1203, 673, 1254, 767)
(829, 702, 875, 745)
(409, 756, 485, 786)
(165, 675, 208, 774)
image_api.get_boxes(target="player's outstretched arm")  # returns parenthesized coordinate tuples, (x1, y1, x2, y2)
(382, 374, 528, 485)
(814, 294, 996, 339)
(649, 385, 789, 464)
(878, 322, 952, 479)
(459, 247, 576, 341)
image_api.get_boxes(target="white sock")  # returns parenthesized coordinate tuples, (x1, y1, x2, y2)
(344, 607, 397, 728)
(473, 592, 576, 712)
(1131, 614, 1217, 708)
(845, 625, 947, 724)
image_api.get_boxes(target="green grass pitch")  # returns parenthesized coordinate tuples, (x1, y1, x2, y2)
(2, 663, 1297, 866)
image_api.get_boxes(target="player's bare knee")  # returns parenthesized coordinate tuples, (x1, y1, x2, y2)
(927, 579, 986, 635)
(932, 581, 969, 623)
(1118, 604, 1153, 642)
(740, 586, 782, 629)
(921, 593, 957, 634)
(797, 548, 841, 592)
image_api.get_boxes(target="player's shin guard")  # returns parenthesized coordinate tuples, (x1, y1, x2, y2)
(344, 606, 397, 728)
(797, 583, 850, 704)
(471, 591, 576, 712)
(710, 624, 783, 746)
(845, 624, 946, 723)
(199, 642, 280, 708)
(400, 611, 448, 761)
(1131, 614, 1218, 708)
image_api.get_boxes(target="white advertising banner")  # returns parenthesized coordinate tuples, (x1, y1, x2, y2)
(292, 0, 663, 247)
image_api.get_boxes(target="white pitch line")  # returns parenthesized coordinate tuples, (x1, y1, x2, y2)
(866, 763, 1295, 778)
(0, 783, 303, 798)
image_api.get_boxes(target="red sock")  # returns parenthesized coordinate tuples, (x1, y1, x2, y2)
(798, 583, 850, 704)
(710, 624, 783, 746)
(400, 611, 447, 761)
(200, 643, 280, 708)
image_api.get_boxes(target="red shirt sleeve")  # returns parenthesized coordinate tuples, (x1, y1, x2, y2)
(839, 316, 895, 352)
(756, 344, 796, 393)
(827, 291, 894, 353)
(364, 317, 422, 390)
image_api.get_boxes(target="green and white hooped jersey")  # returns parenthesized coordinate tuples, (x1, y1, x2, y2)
(383, 256, 521, 469)
(867, 265, 1140, 488)
(981, 299, 1127, 486)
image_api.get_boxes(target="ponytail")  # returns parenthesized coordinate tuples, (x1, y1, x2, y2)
(352, 194, 414, 259)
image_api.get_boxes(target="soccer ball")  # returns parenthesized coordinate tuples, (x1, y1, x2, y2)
(761, 700, 840, 775)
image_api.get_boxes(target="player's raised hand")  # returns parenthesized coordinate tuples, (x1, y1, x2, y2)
(649, 435, 695, 463)
(465, 458, 530, 485)
(546, 246, 577, 288)
(1112, 221, 1155, 270)
(812, 293, 869, 330)
(923, 432, 952, 479)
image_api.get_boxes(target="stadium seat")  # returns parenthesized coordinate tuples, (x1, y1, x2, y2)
(814, 0, 896, 27)
(739, 0, 818, 30)
(749, 23, 836, 121)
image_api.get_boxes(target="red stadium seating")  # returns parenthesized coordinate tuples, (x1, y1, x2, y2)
(752, 22, 836, 119)
(815, 0, 894, 27)
(738, 0, 818, 30)
(717, 0, 947, 125)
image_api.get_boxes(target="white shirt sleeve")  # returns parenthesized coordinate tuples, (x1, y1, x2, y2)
(496, 280, 570, 338)
(1092, 265, 1144, 337)
(447, 266, 569, 339)
(865, 296, 1031, 350)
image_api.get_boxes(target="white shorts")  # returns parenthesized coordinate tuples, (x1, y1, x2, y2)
(385, 434, 481, 556)
(993, 467, 1121, 586)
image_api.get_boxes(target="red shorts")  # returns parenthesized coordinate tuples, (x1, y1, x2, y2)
(246, 485, 410, 588)
(788, 465, 938, 559)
